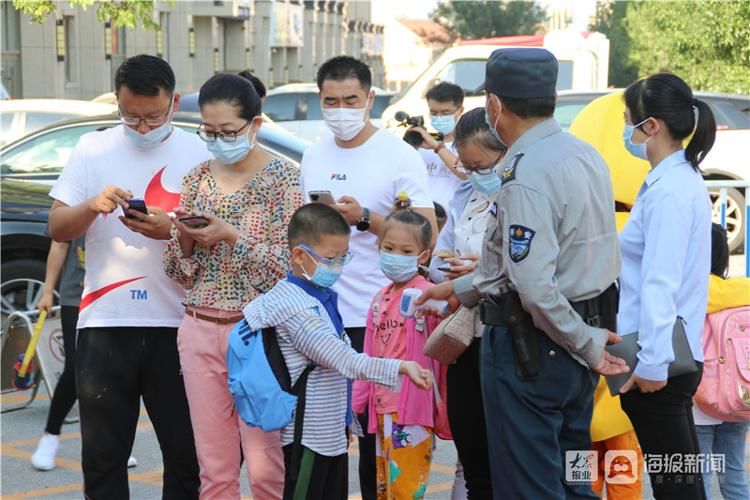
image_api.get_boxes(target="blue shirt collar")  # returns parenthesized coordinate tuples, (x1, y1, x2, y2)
(286, 272, 344, 336)
(645, 149, 688, 187)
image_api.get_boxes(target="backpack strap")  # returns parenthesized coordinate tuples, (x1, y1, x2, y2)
(287, 362, 315, 481)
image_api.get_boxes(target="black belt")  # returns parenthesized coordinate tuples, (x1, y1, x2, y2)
(480, 283, 618, 330)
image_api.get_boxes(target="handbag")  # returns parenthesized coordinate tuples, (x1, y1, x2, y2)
(422, 306, 475, 365)
(694, 306, 750, 422)
(604, 316, 698, 396)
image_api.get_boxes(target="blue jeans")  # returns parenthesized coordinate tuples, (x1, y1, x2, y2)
(696, 421, 750, 500)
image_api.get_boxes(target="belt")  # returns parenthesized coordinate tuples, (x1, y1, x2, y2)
(185, 308, 244, 325)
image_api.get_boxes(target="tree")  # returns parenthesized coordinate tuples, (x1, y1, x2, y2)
(12, 0, 165, 30)
(431, 0, 547, 39)
(589, 1, 638, 88)
(623, 0, 750, 93)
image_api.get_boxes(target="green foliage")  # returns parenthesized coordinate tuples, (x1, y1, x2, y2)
(431, 0, 547, 39)
(590, 0, 637, 88)
(12, 0, 164, 30)
(624, 0, 750, 93)
(593, 0, 750, 93)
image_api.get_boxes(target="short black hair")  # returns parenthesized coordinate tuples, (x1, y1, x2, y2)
(710, 223, 730, 278)
(426, 82, 464, 107)
(115, 54, 175, 96)
(199, 71, 263, 120)
(288, 203, 351, 249)
(316, 56, 372, 92)
(496, 94, 555, 119)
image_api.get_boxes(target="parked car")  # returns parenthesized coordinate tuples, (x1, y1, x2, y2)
(0, 99, 117, 146)
(261, 83, 395, 143)
(0, 112, 311, 318)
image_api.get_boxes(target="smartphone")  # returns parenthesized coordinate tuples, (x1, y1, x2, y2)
(179, 215, 210, 229)
(308, 190, 337, 205)
(123, 198, 148, 219)
(437, 265, 452, 272)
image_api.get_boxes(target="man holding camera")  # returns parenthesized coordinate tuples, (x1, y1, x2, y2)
(300, 55, 436, 500)
(406, 82, 465, 209)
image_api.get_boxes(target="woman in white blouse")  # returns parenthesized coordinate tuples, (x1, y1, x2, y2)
(429, 108, 506, 499)
(617, 73, 716, 499)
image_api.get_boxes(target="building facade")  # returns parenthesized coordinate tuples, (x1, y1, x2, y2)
(0, 0, 385, 99)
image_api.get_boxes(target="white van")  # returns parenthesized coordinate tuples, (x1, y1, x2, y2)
(381, 31, 610, 134)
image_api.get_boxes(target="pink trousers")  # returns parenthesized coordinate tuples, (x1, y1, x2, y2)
(177, 308, 284, 500)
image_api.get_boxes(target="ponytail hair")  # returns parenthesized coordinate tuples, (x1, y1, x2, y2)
(198, 70, 264, 120)
(238, 70, 267, 99)
(624, 73, 716, 171)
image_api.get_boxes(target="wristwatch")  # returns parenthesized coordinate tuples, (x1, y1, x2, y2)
(356, 207, 371, 232)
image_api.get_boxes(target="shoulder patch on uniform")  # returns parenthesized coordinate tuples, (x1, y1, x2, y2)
(500, 153, 524, 184)
(508, 225, 535, 263)
(489, 201, 497, 217)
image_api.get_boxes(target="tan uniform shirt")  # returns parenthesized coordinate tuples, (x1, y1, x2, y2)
(454, 118, 621, 368)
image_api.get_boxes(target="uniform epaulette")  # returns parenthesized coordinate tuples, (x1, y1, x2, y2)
(500, 153, 524, 185)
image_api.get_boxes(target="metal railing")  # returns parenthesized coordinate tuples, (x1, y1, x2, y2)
(704, 180, 748, 277)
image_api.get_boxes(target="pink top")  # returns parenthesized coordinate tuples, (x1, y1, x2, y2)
(353, 275, 445, 433)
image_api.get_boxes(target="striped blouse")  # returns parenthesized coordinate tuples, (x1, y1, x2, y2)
(244, 278, 401, 457)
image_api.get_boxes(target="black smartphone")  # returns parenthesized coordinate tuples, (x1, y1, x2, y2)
(123, 198, 148, 219)
(437, 265, 452, 272)
(179, 215, 210, 229)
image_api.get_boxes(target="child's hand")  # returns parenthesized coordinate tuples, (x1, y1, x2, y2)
(399, 361, 433, 390)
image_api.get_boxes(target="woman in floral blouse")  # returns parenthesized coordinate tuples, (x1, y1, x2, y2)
(163, 71, 302, 500)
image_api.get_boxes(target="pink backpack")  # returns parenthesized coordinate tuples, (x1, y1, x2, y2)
(694, 306, 750, 422)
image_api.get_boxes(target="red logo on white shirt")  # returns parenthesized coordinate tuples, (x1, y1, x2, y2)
(145, 166, 181, 211)
(79, 276, 145, 311)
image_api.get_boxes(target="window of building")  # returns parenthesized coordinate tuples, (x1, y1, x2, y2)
(63, 16, 77, 84)
(159, 12, 170, 60)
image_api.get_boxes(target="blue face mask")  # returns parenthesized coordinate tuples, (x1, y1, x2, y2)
(207, 133, 254, 165)
(430, 115, 456, 136)
(622, 118, 652, 161)
(123, 119, 173, 150)
(379, 251, 423, 283)
(301, 258, 343, 288)
(468, 169, 502, 196)
(484, 102, 507, 148)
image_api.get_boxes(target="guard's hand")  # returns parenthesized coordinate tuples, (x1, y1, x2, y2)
(592, 350, 629, 377)
(119, 206, 173, 240)
(399, 361, 433, 390)
(414, 280, 460, 317)
(619, 375, 667, 394)
(334, 196, 365, 226)
(442, 254, 479, 279)
(88, 185, 132, 214)
(408, 126, 440, 150)
(177, 213, 238, 247)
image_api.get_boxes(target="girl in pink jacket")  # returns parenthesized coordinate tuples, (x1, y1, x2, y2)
(353, 209, 448, 500)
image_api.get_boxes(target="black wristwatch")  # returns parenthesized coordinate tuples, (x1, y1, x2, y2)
(356, 207, 371, 232)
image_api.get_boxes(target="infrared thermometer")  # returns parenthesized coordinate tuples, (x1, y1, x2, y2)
(399, 288, 449, 318)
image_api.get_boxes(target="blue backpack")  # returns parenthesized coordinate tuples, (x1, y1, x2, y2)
(227, 319, 314, 433)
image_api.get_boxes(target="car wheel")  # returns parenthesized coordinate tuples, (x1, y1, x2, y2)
(0, 259, 57, 320)
(709, 187, 745, 254)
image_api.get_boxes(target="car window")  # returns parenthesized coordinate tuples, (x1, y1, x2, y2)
(0, 124, 100, 176)
(557, 61, 574, 91)
(371, 95, 393, 119)
(24, 112, 78, 133)
(434, 59, 486, 97)
(306, 94, 323, 120)
(703, 98, 749, 130)
(264, 94, 309, 122)
(554, 96, 597, 131)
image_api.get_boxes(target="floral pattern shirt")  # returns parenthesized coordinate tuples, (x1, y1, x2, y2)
(163, 158, 303, 311)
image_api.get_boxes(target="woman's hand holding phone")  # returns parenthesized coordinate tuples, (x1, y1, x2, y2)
(172, 210, 238, 247)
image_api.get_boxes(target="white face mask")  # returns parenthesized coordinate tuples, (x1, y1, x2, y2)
(322, 106, 368, 141)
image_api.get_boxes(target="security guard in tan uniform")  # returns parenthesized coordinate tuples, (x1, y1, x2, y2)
(417, 48, 629, 499)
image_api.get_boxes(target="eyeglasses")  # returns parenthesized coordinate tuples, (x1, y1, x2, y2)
(118, 98, 173, 127)
(197, 120, 251, 143)
(299, 243, 353, 269)
(455, 153, 504, 176)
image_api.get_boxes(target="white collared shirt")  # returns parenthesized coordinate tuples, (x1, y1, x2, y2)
(618, 150, 712, 380)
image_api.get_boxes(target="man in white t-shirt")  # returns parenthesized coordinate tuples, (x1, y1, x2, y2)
(300, 56, 436, 500)
(48, 55, 211, 499)
(408, 81, 466, 210)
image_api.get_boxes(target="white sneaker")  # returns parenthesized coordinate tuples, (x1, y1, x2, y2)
(31, 434, 59, 471)
(127, 456, 137, 468)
